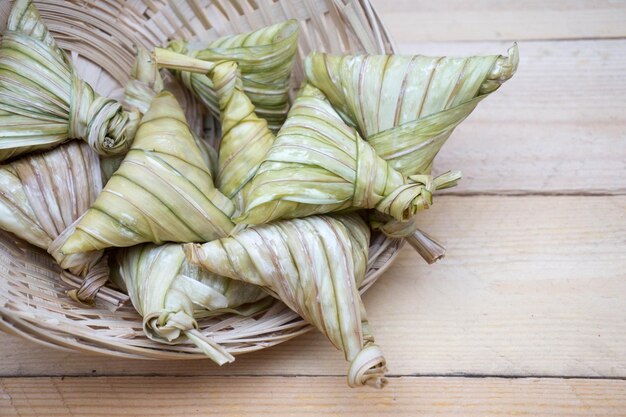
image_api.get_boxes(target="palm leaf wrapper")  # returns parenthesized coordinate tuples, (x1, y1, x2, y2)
(0, 0, 140, 161)
(0, 140, 125, 304)
(154, 51, 461, 261)
(165, 20, 300, 132)
(0, 0, 145, 304)
(0, 0, 518, 389)
(185, 213, 387, 387)
(304, 47, 518, 261)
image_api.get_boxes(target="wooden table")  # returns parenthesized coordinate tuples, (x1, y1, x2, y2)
(2, 1, 626, 415)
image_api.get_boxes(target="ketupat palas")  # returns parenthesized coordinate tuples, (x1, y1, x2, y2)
(61, 92, 235, 254)
(232, 83, 459, 225)
(111, 243, 272, 365)
(153, 49, 456, 263)
(304, 46, 519, 173)
(304, 46, 519, 260)
(0, 0, 140, 162)
(0, 140, 111, 303)
(165, 20, 300, 131)
(120, 51, 271, 328)
(153, 49, 276, 212)
(123, 48, 218, 179)
(210, 61, 275, 209)
(185, 213, 388, 388)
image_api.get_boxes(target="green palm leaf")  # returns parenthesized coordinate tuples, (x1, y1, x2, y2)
(235, 84, 457, 225)
(61, 92, 235, 254)
(304, 46, 518, 259)
(185, 213, 387, 387)
(0, 0, 139, 161)
(0, 140, 102, 270)
(111, 243, 272, 365)
(165, 20, 299, 131)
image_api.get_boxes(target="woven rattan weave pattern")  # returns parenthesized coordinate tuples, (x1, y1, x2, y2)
(0, 0, 402, 359)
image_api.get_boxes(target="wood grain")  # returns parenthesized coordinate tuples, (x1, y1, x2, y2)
(1, 195, 624, 378)
(372, 0, 626, 42)
(1, 1, 625, 414)
(1, 376, 625, 416)
(406, 39, 626, 194)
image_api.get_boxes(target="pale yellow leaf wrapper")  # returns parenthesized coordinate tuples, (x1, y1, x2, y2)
(236, 84, 454, 225)
(304, 46, 519, 174)
(111, 243, 271, 365)
(165, 20, 299, 131)
(0, 140, 115, 303)
(0, 0, 139, 162)
(123, 47, 165, 115)
(304, 46, 518, 250)
(0, 141, 102, 269)
(209, 61, 275, 209)
(152, 51, 276, 211)
(122, 48, 218, 179)
(185, 213, 387, 388)
(61, 92, 235, 254)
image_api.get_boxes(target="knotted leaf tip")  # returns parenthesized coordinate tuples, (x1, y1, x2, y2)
(375, 171, 462, 222)
(143, 309, 234, 366)
(347, 344, 388, 389)
(69, 75, 140, 156)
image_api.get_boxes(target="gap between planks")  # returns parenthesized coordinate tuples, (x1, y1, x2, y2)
(2, 373, 626, 381)
(1, 376, 626, 417)
(372, 0, 626, 43)
(413, 39, 626, 195)
(1, 195, 624, 379)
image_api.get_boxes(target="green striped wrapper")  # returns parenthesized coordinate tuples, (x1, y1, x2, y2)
(185, 213, 387, 388)
(165, 20, 299, 131)
(61, 92, 235, 254)
(0, 0, 139, 162)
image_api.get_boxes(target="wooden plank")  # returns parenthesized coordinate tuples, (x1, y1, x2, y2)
(405, 39, 626, 194)
(1, 195, 624, 377)
(1, 376, 625, 416)
(372, 0, 626, 42)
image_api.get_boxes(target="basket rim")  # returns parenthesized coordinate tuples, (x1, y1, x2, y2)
(0, 0, 401, 361)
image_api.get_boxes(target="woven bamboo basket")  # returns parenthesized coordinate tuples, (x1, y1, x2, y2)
(0, 0, 404, 359)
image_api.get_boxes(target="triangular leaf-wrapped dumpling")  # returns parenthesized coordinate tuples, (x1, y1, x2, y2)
(0, 0, 140, 162)
(185, 214, 387, 388)
(235, 84, 457, 225)
(210, 61, 275, 205)
(111, 243, 272, 365)
(154, 50, 276, 210)
(0, 140, 119, 303)
(165, 20, 299, 131)
(61, 92, 235, 254)
(304, 46, 519, 174)
(304, 46, 518, 260)
(123, 48, 219, 180)
(0, 141, 101, 269)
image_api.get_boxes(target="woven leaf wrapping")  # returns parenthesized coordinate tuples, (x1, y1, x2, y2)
(235, 84, 454, 225)
(123, 47, 164, 115)
(0, 140, 116, 302)
(304, 46, 518, 253)
(304, 46, 519, 174)
(0, 0, 140, 162)
(0, 140, 102, 269)
(123, 48, 219, 180)
(111, 243, 271, 365)
(153, 50, 276, 211)
(165, 20, 299, 131)
(208, 61, 275, 209)
(119, 56, 273, 327)
(185, 213, 387, 388)
(61, 92, 235, 254)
